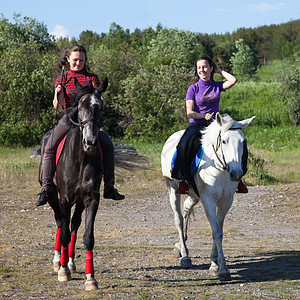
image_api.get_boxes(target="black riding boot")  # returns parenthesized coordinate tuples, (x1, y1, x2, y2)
(103, 174, 125, 201)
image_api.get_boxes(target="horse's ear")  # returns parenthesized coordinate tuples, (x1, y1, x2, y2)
(216, 112, 222, 125)
(234, 116, 256, 129)
(74, 77, 83, 91)
(98, 76, 108, 94)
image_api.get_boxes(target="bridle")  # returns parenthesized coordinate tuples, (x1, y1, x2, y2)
(69, 116, 95, 128)
(212, 127, 242, 172)
(68, 98, 103, 129)
(69, 109, 103, 129)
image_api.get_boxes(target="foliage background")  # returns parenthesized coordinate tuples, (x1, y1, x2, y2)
(0, 15, 299, 150)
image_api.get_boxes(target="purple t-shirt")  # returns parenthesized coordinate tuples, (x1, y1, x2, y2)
(186, 78, 224, 124)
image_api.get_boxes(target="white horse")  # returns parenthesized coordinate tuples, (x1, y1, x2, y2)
(161, 112, 255, 281)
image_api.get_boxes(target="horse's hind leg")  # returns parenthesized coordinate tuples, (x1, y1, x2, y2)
(57, 196, 72, 282)
(68, 201, 85, 273)
(168, 184, 192, 268)
(182, 196, 199, 244)
(83, 192, 100, 291)
(48, 190, 62, 272)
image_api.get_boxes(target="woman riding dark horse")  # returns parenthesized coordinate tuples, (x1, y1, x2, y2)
(36, 45, 124, 207)
(39, 76, 107, 290)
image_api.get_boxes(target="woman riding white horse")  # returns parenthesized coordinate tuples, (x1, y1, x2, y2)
(171, 56, 248, 194)
(161, 113, 255, 281)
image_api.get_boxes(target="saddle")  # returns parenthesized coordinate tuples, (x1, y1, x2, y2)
(171, 132, 203, 196)
(55, 130, 103, 165)
(171, 133, 203, 176)
(42, 129, 103, 167)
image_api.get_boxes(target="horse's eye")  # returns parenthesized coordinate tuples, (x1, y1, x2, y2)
(222, 140, 226, 144)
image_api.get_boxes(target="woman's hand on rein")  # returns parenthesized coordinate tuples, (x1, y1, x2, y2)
(205, 112, 214, 120)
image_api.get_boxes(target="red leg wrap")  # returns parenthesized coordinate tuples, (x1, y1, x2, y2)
(85, 251, 94, 275)
(60, 246, 69, 266)
(54, 228, 61, 251)
(68, 233, 77, 259)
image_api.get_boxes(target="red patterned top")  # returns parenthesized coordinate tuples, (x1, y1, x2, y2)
(55, 69, 100, 110)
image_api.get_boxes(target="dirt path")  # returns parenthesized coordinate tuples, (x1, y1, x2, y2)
(0, 181, 299, 299)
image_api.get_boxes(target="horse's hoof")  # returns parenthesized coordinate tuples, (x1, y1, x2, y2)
(218, 272, 232, 281)
(85, 275, 98, 291)
(209, 262, 219, 277)
(180, 256, 192, 268)
(209, 268, 218, 277)
(173, 246, 182, 258)
(58, 266, 71, 282)
(53, 261, 61, 273)
(68, 260, 76, 273)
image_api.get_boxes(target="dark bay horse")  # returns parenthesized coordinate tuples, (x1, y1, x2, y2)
(39, 77, 107, 290)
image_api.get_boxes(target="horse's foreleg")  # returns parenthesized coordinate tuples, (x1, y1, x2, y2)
(68, 202, 84, 273)
(212, 199, 233, 281)
(83, 192, 100, 291)
(68, 233, 77, 273)
(169, 186, 192, 268)
(202, 196, 231, 281)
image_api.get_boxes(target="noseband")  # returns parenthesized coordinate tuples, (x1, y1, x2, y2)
(212, 128, 242, 171)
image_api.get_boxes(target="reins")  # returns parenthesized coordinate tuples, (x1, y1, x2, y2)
(212, 127, 242, 172)
(69, 116, 95, 128)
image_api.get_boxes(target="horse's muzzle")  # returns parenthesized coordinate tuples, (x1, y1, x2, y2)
(229, 169, 243, 182)
(83, 136, 97, 152)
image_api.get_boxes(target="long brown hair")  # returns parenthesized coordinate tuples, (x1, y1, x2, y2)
(59, 45, 91, 72)
(54, 45, 92, 83)
(189, 56, 216, 85)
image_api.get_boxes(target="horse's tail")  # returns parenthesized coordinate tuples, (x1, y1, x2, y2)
(113, 143, 151, 173)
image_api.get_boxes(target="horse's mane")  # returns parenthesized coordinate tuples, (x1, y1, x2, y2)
(201, 114, 234, 147)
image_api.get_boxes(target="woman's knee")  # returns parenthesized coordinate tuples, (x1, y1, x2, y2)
(98, 130, 113, 152)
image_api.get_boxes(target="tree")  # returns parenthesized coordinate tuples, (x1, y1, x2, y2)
(280, 60, 300, 125)
(101, 22, 130, 50)
(0, 13, 56, 51)
(78, 30, 101, 49)
(147, 28, 205, 68)
(230, 39, 257, 79)
(212, 40, 235, 71)
(0, 14, 58, 146)
(117, 64, 190, 140)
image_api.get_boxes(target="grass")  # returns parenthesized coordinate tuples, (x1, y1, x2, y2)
(0, 147, 39, 183)
(1, 60, 300, 187)
(1, 124, 300, 190)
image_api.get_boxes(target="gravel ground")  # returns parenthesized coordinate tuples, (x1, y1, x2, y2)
(0, 180, 299, 299)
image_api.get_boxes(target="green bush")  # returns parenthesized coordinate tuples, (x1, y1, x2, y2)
(279, 61, 300, 125)
(246, 152, 276, 184)
(0, 121, 43, 147)
(230, 39, 258, 79)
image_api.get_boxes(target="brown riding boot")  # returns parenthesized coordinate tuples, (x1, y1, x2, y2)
(176, 181, 189, 194)
(237, 180, 248, 193)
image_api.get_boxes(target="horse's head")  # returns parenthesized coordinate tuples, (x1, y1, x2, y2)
(67, 76, 108, 152)
(202, 112, 255, 182)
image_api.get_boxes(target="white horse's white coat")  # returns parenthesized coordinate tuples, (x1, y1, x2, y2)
(161, 113, 255, 281)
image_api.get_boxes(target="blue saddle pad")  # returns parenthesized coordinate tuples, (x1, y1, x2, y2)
(171, 146, 203, 175)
